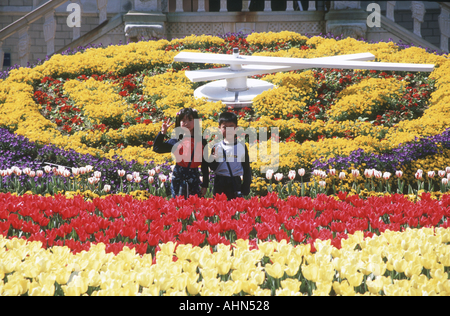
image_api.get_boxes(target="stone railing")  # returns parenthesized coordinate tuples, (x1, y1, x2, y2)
(381, 1, 448, 52)
(170, 0, 317, 12)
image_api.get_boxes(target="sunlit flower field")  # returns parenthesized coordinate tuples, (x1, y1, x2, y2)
(0, 31, 449, 296)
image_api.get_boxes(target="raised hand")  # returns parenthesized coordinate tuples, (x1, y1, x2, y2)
(161, 118, 174, 135)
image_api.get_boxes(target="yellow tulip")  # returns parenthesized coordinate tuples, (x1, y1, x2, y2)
(277, 288, 303, 296)
(220, 280, 241, 295)
(347, 271, 364, 288)
(281, 278, 302, 292)
(156, 274, 174, 292)
(186, 281, 202, 295)
(55, 267, 72, 285)
(302, 263, 320, 282)
(201, 267, 218, 280)
(285, 259, 301, 277)
(333, 280, 355, 296)
(383, 283, 406, 296)
(271, 252, 287, 265)
(393, 258, 408, 274)
(142, 284, 160, 296)
(439, 253, 450, 267)
(199, 256, 215, 269)
(122, 280, 139, 296)
(405, 262, 423, 278)
(29, 283, 55, 296)
(249, 269, 266, 285)
(241, 280, 259, 295)
(180, 260, 196, 275)
(314, 281, 332, 296)
(6, 274, 29, 295)
(265, 262, 285, 279)
(217, 261, 232, 277)
(62, 284, 82, 296)
(367, 277, 384, 295)
(137, 271, 154, 288)
(37, 272, 56, 287)
(164, 289, 187, 296)
(437, 280, 450, 294)
(230, 269, 247, 282)
(430, 268, 447, 281)
(202, 276, 220, 292)
(258, 242, 275, 257)
(159, 242, 176, 257)
(421, 256, 436, 270)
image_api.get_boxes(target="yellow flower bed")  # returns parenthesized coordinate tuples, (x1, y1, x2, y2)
(1, 227, 449, 296)
(247, 31, 308, 47)
(327, 78, 405, 121)
(64, 78, 133, 126)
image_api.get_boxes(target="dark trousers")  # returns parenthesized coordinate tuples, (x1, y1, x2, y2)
(213, 175, 242, 200)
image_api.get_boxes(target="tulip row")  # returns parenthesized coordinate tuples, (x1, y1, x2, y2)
(1, 226, 449, 296)
(262, 166, 450, 199)
(1, 191, 450, 258)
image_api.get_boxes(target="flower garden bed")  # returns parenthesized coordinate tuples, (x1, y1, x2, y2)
(0, 31, 449, 296)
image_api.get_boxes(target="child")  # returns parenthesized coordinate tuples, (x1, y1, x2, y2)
(153, 108, 209, 198)
(209, 112, 251, 200)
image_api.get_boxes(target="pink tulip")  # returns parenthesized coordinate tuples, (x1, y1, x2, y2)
(395, 170, 403, 178)
(103, 185, 111, 193)
(364, 169, 374, 178)
(117, 169, 125, 177)
(266, 169, 274, 180)
(94, 171, 102, 179)
(28, 171, 36, 178)
(274, 173, 283, 182)
(339, 172, 346, 180)
(148, 176, 154, 184)
(148, 169, 156, 177)
(36, 170, 44, 178)
(134, 176, 142, 183)
(351, 169, 360, 178)
(298, 168, 305, 177)
(22, 168, 31, 175)
(126, 174, 133, 182)
(446, 166, 450, 174)
(415, 172, 423, 180)
(328, 169, 336, 176)
(288, 170, 296, 180)
(79, 167, 87, 175)
(438, 170, 446, 178)
(427, 171, 435, 178)
(383, 172, 391, 180)
(159, 174, 167, 183)
(155, 165, 161, 173)
(442, 178, 449, 185)
(85, 165, 93, 173)
(319, 181, 326, 188)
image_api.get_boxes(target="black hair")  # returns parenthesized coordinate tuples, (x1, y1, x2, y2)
(174, 108, 201, 139)
(218, 111, 238, 126)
